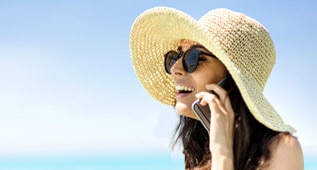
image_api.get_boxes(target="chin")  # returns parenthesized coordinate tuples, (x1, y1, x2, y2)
(175, 102, 198, 120)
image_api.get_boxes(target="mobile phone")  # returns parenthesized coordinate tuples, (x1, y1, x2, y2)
(191, 78, 228, 131)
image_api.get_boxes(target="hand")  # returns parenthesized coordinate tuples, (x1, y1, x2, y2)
(195, 83, 235, 163)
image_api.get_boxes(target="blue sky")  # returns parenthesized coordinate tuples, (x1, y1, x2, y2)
(0, 0, 316, 160)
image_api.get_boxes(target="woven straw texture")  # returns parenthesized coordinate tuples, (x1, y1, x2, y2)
(130, 7, 295, 133)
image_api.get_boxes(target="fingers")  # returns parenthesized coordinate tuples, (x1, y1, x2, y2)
(205, 83, 228, 104)
(195, 83, 233, 115)
(195, 84, 227, 104)
(195, 91, 220, 108)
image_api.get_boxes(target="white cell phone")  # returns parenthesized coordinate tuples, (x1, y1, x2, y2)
(191, 78, 228, 131)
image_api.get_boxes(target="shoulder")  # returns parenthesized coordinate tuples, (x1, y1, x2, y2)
(264, 133, 304, 170)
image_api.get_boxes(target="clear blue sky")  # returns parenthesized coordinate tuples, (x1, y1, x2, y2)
(0, 0, 316, 159)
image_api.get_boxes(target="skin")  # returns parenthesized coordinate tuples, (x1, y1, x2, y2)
(264, 134, 304, 170)
(172, 41, 227, 120)
(170, 40, 304, 170)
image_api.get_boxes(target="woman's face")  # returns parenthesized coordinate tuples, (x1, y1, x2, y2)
(171, 41, 227, 120)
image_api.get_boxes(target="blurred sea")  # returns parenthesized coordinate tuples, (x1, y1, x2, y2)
(0, 152, 183, 170)
(0, 152, 316, 170)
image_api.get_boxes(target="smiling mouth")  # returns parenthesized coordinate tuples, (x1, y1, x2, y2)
(175, 85, 195, 94)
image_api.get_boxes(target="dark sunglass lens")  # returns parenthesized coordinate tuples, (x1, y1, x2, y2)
(164, 51, 178, 74)
(183, 49, 200, 73)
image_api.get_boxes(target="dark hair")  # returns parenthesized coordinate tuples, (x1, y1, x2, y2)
(172, 74, 284, 169)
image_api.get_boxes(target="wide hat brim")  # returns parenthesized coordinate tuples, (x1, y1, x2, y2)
(130, 7, 295, 133)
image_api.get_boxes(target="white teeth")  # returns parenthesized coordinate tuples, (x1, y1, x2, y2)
(175, 85, 195, 92)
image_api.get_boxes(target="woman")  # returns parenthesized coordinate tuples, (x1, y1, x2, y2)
(130, 7, 304, 169)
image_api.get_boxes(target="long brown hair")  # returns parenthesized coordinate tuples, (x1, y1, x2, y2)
(172, 74, 284, 169)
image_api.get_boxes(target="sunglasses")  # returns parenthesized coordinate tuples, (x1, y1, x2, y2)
(164, 47, 217, 74)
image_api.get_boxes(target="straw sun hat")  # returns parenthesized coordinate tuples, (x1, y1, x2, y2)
(130, 7, 295, 133)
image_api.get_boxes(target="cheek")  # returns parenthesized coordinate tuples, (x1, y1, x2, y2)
(194, 67, 217, 86)
(193, 63, 226, 89)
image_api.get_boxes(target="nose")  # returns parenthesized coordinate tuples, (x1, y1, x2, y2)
(170, 57, 186, 76)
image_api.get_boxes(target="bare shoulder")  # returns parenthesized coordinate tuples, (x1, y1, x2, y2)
(264, 133, 304, 170)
